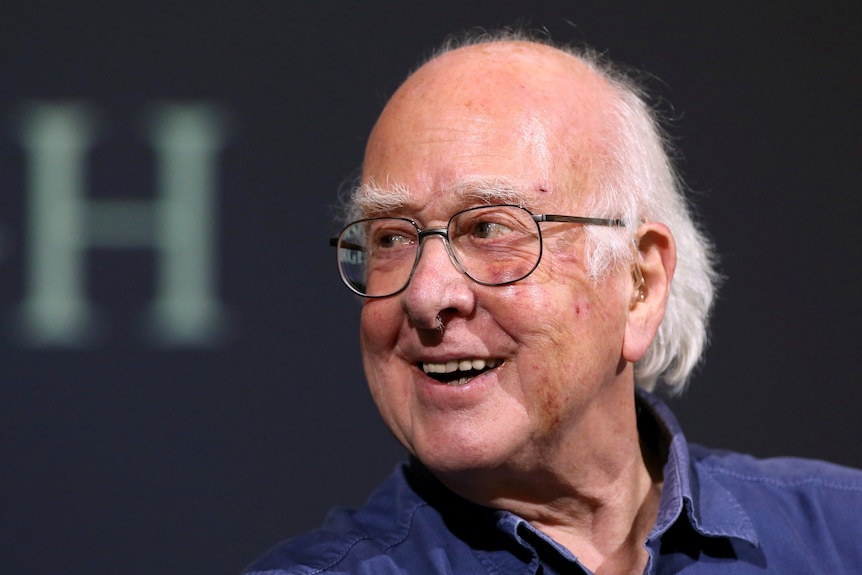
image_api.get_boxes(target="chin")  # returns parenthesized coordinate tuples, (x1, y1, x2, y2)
(410, 428, 518, 476)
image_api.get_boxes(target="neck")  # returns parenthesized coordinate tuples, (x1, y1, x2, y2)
(437, 386, 664, 574)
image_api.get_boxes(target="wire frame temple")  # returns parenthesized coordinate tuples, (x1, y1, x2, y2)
(330, 237, 362, 250)
(534, 214, 625, 227)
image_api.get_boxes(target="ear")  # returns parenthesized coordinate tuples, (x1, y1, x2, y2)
(622, 222, 676, 362)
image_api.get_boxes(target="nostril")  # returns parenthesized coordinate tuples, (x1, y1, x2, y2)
(408, 313, 446, 333)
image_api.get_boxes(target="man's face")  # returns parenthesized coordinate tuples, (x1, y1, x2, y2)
(358, 44, 635, 487)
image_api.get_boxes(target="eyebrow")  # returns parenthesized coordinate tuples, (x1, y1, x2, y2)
(355, 177, 532, 217)
(353, 180, 412, 216)
(450, 178, 530, 207)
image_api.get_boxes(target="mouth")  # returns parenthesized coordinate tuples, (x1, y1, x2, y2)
(419, 358, 502, 386)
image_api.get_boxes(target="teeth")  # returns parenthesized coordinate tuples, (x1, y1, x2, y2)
(422, 358, 500, 374)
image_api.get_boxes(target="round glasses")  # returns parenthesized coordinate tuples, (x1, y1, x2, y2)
(330, 204, 624, 298)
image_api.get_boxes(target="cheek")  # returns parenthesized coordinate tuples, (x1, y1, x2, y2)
(359, 301, 404, 406)
(359, 302, 412, 445)
(501, 281, 625, 428)
(360, 300, 400, 353)
(528, 363, 571, 435)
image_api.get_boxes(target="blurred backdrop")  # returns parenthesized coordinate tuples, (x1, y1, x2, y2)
(1, 2, 859, 574)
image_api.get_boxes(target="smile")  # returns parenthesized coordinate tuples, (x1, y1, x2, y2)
(420, 358, 502, 386)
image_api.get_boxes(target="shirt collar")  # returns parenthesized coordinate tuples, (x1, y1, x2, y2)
(637, 388, 759, 547)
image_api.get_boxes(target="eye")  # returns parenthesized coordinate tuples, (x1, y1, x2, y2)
(367, 220, 417, 250)
(472, 220, 513, 239)
(377, 232, 414, 248)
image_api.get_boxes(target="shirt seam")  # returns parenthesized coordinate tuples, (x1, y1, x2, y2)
(308, 500, 432, 574)
(307, 534, 373, 575)
(701, 464, 862, 492)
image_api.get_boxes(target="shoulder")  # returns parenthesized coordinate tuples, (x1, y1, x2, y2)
(242, 479, 426, 574)
(241, 505, 416, 575)
(689, 444, 862, 495)
(241, 463, 470, 575)
(689, 444, 862, 570)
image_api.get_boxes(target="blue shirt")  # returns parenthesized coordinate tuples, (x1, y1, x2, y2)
(244, 390, 862, 574)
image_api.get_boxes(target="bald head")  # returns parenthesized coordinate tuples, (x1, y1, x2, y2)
(361, 41, 621, 213)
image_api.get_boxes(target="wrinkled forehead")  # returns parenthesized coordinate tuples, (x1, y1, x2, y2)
(354, 177, 541, 218)
(360, 41, 617, 220)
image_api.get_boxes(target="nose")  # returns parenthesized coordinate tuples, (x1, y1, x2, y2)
(400, 233, 476, 330)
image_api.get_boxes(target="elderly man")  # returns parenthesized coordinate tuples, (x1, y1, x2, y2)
(244, 33, 862, 574)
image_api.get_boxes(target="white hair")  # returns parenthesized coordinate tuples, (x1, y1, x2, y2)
(574, 52, 719, 394)
(342, 30, 720, 394)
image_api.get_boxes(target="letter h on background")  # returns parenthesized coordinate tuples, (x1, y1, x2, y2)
(15, 102, 230, 347)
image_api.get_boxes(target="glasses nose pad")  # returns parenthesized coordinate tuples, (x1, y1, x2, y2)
(414, 228, 468, 277)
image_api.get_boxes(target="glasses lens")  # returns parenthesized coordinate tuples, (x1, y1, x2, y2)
(449, 206, 542, 285)
(337, 218, 418, 297)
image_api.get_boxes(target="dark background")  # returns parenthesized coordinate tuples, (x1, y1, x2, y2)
(1, 2, 859, 574)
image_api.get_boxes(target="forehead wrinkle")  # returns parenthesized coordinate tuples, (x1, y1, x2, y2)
(355, 176, 542, 219)
(362, 43, 612, 220)
(447, 177, 531, 208)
